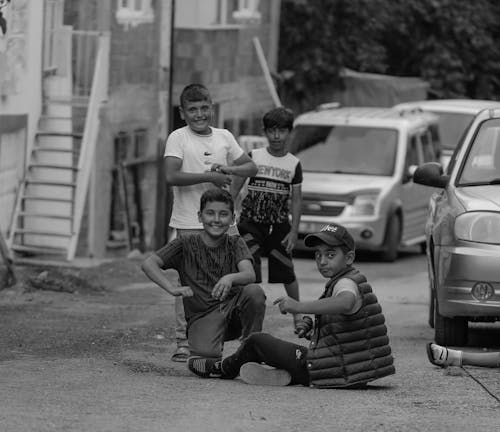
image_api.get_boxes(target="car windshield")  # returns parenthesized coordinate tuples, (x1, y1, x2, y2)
(458, 118, 500, 185)
(432, 112, 474, 151)
(288, 125, 398, 176)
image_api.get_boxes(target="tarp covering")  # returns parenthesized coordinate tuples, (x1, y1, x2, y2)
(332, 68, 429, 107)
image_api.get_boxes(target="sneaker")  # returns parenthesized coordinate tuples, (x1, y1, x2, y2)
(239, 362, 291, 386)
(171, 346, 190, 363)
(188, 356, 222, 378)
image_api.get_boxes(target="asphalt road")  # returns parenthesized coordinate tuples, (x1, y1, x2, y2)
(1, 250, 500, 431)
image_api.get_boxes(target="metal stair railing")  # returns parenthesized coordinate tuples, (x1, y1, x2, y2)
(67, 32, 110, 260)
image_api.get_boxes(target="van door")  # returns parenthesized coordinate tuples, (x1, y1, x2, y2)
(400, 132, 433, 245)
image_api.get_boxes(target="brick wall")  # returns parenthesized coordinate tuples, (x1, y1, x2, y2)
(173, 19, 276, 135)
(61, 1, 280, 256)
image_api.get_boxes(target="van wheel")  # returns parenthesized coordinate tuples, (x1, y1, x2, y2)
(434, 298, 468, 345)
(380, 214, 400, 262)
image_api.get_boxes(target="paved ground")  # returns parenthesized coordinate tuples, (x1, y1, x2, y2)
(1, 251, 499, 431)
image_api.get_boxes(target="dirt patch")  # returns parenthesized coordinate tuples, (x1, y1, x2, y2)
(4, 257, 149, 294)
(23, 268, 105, 293)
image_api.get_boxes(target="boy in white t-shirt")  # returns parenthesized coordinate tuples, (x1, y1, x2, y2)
(164, 83, 257, 361)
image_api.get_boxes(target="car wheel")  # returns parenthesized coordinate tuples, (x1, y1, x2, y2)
(380, 214, 401, 262)
(434, 298, 468, 346)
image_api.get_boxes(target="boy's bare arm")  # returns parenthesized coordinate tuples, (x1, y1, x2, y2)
(141, 253, 193, 297)
(230, 175, 247, 200)
(165, 156, 231, 188)
(215, 153, 258, 177)
(289, 184, 302, 235)
(274, 279, 357, 315)
(281, 184, 302, 253)
(211, 259, 256, 300)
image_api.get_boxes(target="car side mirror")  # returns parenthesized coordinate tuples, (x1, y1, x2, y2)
(413, 162, 450, 188)
(403, 164, 418, 183)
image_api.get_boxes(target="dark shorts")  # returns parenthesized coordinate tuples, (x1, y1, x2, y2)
(237, 218, 296, 285)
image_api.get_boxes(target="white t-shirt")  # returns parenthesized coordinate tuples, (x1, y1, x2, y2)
(164, 126, 244, 229)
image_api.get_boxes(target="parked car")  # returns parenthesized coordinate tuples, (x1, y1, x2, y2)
(413, 108, 500, 345)
(289, 106, 441, 261)
(393, 99, 500, 169)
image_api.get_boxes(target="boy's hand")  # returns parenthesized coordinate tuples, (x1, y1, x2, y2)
(208, 171, 232, 188)
(281, 231, 297, 254)
(211, 164, 232, 175)
(170, 285, 194, 297)
(294, 316, 313, 338)
(273, 296, 300, 314)
(211, 275, 233, 301)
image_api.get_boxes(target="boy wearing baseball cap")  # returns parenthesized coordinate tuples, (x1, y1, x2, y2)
(188, 223, 395, 388)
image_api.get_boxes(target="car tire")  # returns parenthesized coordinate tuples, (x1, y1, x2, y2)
(434, 297, 468, 346)
(380, 214, 400, 262)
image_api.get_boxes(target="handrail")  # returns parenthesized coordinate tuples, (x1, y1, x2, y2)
(67, 32, 110, 260)
(44, 28, 100, 97)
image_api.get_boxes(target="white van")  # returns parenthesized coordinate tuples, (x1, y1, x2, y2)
(290, 106, 441, 261)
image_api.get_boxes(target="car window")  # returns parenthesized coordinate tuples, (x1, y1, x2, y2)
(458, 119, 500, 185)
(289, 125, 398, 176)
(446, 123, 473, 174)
(431, 112, 475, 151)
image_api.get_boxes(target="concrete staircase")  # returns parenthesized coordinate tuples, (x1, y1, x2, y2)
(7, 30, 109, 263)
(9, 96, 87, 261)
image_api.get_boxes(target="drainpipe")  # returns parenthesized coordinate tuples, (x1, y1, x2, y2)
(153, 0, 175, 249)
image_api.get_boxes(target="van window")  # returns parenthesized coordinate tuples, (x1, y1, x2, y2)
(289, 125, 398, 176)
(406, 136, 420, 168)
(421, 130, 436, 162)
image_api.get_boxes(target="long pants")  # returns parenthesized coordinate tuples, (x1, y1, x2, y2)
(169, 228, 203, 348)
(222, 332, 310, 386)
(188, 284, 266, 358)
(171, 225, 241, 348)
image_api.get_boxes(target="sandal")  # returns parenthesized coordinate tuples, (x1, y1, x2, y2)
(171, 346, 190, 363)
(426, 342, 447, 368)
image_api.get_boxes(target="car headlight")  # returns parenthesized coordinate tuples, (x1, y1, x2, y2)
(455, 212, 500, 244)
(346, 193, 379, 216)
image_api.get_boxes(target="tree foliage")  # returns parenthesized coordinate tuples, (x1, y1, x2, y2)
(279, 0, 500, 108)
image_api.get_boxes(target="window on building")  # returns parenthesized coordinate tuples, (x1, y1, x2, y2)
(233, 0, 261, 23)
(176, 0, 238, 28)
(116, 0, 154, 28)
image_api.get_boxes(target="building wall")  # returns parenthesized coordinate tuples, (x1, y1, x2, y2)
(0, 0, 43, 236)
(173, 0, 280, 136)
(60, 0, 281, 256)
(103, 3, 165, 254)
(61, 0, 170, 256)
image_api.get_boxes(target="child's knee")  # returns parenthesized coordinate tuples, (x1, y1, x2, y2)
(243, 283, 266, 304)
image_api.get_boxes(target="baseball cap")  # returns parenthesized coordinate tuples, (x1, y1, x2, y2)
(304, 223, 355, 251)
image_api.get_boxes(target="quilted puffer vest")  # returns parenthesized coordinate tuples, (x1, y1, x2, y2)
(306, 267, 395, 388)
